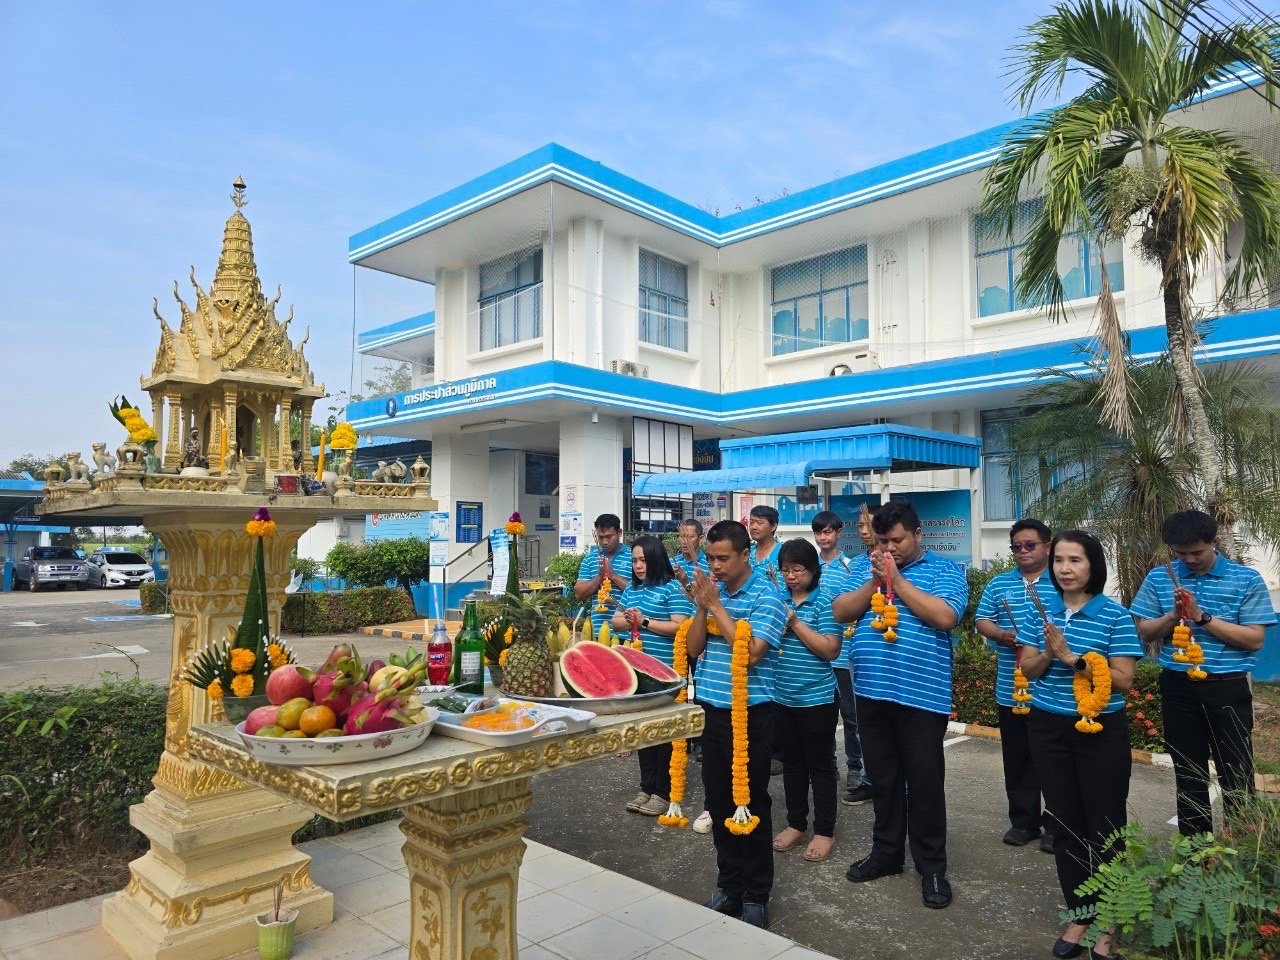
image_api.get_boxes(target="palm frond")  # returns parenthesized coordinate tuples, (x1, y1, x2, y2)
(1093, 264, 1134, 436)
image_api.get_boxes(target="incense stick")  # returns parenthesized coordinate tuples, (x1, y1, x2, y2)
(1000, 597, 1018, 632)
(1026, 582, 1049, 621)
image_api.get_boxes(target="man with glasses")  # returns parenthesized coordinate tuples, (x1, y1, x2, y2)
(574, 513, 633, 636)
(974, 518, 1057, 853)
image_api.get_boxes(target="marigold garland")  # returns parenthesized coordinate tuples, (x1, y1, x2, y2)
(230, 674, 255, 698)
(595, 579, 612, 612)
(716, 617, 760, 835)
(498, 648, 509, 668)
(1072, 651, 1111, 734)
(505, 511, 526, 536)
(1170, 619, 1207, 681)
(1011, 643, 1031, 715)
(245, 506, 277, 538)
(660, 619, 693, 829)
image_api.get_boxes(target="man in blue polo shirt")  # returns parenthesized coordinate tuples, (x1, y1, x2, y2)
(672, 518, 709, 586)
(574, 513, 633, 637)
(974, 518, 1056, 853)
(748, 505, 783, 590)
(688, 519, 787, 930)
(832, 498, 967, 910)
(1131, 510, 1276, 837)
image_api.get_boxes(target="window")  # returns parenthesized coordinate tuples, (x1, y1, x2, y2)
(478, 247, 542, 350)
(974, 200, 1124, 318)
(981, 413, 1019, 521)
(770, 245, 869, 355)
(639, 250, 689, 351)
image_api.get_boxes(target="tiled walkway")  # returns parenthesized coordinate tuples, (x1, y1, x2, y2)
(0, 819, 835, 960)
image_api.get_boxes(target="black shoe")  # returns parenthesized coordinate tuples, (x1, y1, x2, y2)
(921, 873, 952, 909)
(1002, 827, 1040, 846)
(1051, 938, 1085, 959)
(770, 759, 784, 777)
(693, 744, 703, 763)
(845, 855, 903, 883)
(740, 902, 768, 928)
(842, 783, 873, 806)
(704, 889, 742, 916)
(1040, 834, 1057, 855)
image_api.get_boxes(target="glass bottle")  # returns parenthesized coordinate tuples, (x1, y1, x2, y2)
(453, 600, 485, 695)
(427, 620, 452, 686)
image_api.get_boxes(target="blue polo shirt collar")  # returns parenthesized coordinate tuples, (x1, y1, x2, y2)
(1071, 593, 1111, 619)
(1174, 553, 1227, 579)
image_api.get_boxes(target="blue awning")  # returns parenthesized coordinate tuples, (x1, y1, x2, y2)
(631, 424, 980, 496)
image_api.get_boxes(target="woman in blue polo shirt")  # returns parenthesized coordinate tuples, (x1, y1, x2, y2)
(1017, 531, 1142, 960)
(612, 534, 692, 817)
(770, 539, 842, 863)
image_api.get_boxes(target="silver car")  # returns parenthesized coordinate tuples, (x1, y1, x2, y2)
(87, 551, 156, 589)
(14, 546, 89, 591)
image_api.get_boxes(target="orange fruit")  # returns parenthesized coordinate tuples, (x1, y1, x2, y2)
(281, 730, 308, 738)
(276, 697, 310, 731)
(314, 728, 345, 738)
(299, 705, 338, 736)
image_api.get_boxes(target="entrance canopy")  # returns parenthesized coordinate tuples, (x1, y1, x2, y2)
(631, 424, 980, 495)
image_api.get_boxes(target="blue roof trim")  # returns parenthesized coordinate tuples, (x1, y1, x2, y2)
(635, 463, 816, 494)
(358, 312, 436, 353)
(345, 307, 1280, 432)
(350, 73, 1262, 262)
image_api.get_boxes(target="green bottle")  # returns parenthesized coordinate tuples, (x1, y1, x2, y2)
(453, 599, 485, 695)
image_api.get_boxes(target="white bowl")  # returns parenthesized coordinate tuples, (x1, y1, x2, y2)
(234, 708, 439, 766)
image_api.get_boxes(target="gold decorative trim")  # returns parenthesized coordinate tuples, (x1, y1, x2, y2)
(352, 481, 418, 498)
(143, 475, 230, 492)
(126, 864, 311, 928)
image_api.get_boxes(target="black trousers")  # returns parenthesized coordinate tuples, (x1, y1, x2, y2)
(1160, 669, 1255, 837)
(855, 695, 949, 875)
(776, 701, 839, 836)
(701, 703, 775, 904)
(998, 705, 1049, 834)
(833, 667, 865, 776)
(1028, 707, 1130, 912)
(637, 742, 673, 799)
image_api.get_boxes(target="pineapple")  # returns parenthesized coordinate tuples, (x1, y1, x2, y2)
(498, 591, 555, 697)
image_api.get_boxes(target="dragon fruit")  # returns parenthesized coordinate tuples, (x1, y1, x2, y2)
(312, 653, 367, 719)
(343, 660, 429, 735)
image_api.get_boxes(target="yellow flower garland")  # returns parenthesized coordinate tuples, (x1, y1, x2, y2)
(870, 590, 900, 642)
(1171, 621, 1207, 680)
(595, 579, 612, 612)
(266, 643, 288, 670)
(230, 648, 257, 674)
(1072, 651, 1111, 734)
(660, 619, 692, 829)
(1011, 666, 1031, 715)
(715, 618, 759, 835)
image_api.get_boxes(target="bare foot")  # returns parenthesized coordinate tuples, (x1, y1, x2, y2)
(1060, 923, 1089, 945)
(772, 827, 805, 851)
(803, 835, 834, 861)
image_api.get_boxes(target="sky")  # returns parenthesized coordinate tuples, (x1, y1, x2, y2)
(0, 0, 1063, 470)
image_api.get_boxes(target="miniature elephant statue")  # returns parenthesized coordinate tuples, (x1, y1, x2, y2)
(370, 460, 390, 483)
(92, 442, 117, 475)
(65, 452, 91, 483)
(387, 457, 408, 483)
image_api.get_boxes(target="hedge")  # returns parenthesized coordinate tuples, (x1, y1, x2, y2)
(139, 581, 169, 614)
(279, 586, 416, 634)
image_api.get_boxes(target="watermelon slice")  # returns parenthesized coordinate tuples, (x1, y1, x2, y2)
(560, 641, 638, 698)
(612, 645, 681, 692)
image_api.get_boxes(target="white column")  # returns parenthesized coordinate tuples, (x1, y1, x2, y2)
(559, 413, 625, 535)
(432, 430, 492, 572)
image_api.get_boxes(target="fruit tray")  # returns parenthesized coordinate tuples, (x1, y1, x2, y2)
(520, 680, 686, 716)
(433, 701, 596, 746)
(234, 708, 439, 766)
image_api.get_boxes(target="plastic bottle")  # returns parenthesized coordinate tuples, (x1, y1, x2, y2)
(453, 600, 486, 695)
(427, 621, 452, 686)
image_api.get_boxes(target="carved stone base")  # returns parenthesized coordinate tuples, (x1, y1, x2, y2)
(100, 752, 332, 960)
(400, 778, 533, 960)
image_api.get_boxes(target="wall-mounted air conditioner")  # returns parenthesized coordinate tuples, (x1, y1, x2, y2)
(828, 350, 880, 377)
(610, 359, 650, 378)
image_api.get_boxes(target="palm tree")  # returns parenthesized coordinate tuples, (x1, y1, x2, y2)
(1007, 347, 1280, 603)
(981, 0, 1280, 541)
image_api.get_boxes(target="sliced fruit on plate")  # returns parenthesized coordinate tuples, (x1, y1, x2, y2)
(560, 641, 638, 698)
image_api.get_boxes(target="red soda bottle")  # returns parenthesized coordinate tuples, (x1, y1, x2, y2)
(427, 621, 452, 686)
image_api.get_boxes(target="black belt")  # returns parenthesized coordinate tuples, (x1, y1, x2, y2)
(1165, 668, 1248, 682)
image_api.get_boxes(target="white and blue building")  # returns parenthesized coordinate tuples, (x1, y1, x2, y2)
(340, 74, 1280, 617)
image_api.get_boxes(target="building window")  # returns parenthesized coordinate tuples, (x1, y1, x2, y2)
(974, 200, 1125, 318)
(479, 248, 542, 350)
(981, 412, 1019, 522)
(639, 249, 689, 352)
(770, 245, 869, 355)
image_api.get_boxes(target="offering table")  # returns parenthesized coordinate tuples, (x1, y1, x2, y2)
(190, 701, 703, 960)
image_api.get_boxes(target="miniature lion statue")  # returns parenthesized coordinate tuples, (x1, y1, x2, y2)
(92, 442, 117, 476)
(65, 452, 91, 483)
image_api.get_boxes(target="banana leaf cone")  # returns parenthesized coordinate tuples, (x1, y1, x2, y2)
(236, 509, 276, 693)
(506, 540, 520, 596)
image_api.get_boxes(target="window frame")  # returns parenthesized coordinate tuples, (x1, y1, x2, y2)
(477, 247, 544, 352)
(638, 249, 690, 352)
(769, 245, 870, 356)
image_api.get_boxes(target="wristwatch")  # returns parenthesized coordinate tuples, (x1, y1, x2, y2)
(1072, 657, 1088, 672)
(1196, 612, 1213, 626)
(641, 617, 651, 629)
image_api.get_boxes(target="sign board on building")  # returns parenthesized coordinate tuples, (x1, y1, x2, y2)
(456, 501, 483, 544)
(365, 511, 428, 542)
(559, 512, 583, 553)
(384, 375, 500, 419)
(737, 495, 754, 526)
(693, 492, 716, 534)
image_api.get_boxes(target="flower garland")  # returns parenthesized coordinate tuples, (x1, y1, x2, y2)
(1170, 599, 1207, 681)
(109, 396, 157, 444)
(870, 556, 899, 641)
(245, 506, 277, 538)
(505, 511, 526, 536)
(708, 617, 759, 835)
(1072, 651, 1111, 734)
(628, 609, 644, 651)
(595, 579, 612, 612)
(659, 619, 692, 829)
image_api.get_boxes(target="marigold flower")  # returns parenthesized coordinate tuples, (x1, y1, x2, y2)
(207, 679, 224, 700)
(230, 674, 255, 698)
(230, 648, 257, 673)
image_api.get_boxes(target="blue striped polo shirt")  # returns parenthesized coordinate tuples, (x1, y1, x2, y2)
(617, 580, 694, 668)
(672, 552, 709, 582)
(750, 540, 783, 594)
(1131, 554, 1276, 674)
(833, 552, 873, 669)
(577, 546, 633, 635)
(850, 551, 968, 715)
(693, 571, 787, 707)
(975, 568, 1056, 707)
(821, 552, 854, 591)
(775, 587, 840, 707)
(1017, 593, 1144, 716)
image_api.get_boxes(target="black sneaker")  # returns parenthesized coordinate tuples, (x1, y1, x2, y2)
(845, 855, 903, 882)
(842, 783, 873, 805)
(1040, 833, 1057, 855)
(1002, 827, 1040, 846)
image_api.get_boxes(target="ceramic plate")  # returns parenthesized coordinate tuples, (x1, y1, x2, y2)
(516, 680, 686, 715)
(234, 708, 438, 766)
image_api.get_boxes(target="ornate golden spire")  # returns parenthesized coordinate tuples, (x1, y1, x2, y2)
(212, 176, 260, 305)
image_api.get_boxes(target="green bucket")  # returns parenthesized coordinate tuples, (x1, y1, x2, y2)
(257, 908, 298, 960)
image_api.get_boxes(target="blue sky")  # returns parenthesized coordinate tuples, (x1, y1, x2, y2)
(1, 0, 1061, 468)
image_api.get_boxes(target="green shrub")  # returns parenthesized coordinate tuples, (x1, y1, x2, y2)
(139, 582, 169, 614)
(0, 677, 167, 860)
(325, 538, 429, 595)
(280, 586, 415, 634)
(1122, 660, 1166, 752)
(543, 551, 584, 586)
(958, 557, 1017, 641)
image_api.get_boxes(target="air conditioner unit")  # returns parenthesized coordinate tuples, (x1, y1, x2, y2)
(610, 359, 650, 378)
(851, 349, 881, 369)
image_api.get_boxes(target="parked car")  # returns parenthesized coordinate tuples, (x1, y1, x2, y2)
(86, 551, 156, 589)
(14, 546, 89, 591)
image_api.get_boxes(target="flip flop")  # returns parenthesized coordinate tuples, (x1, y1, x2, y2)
(614, 752, 632, 759)
(772, 828, 806, 852)
(803, 836, 834, 862)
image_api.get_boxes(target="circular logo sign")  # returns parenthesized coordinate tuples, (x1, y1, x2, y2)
(385, 396, 398, 418)
(370, 513, 380, 527)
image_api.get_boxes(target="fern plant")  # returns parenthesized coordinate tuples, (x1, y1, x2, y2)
(1067, 825, 1278, 958)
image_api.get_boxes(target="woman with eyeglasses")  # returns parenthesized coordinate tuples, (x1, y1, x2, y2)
(1016, 531, 1142, 960)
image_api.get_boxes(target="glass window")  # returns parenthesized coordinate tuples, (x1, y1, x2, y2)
(981, 412, 1019, 521)
(638, 250, 689, 351)
(974, 200, 1125, 318)
(769, 244, 869, 356)
(478, 247, 542, 350)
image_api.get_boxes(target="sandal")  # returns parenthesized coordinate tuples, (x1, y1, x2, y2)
(803, 836, 834, 862)
(772, 827, 806, 852)
(614, 751, 633, 759)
